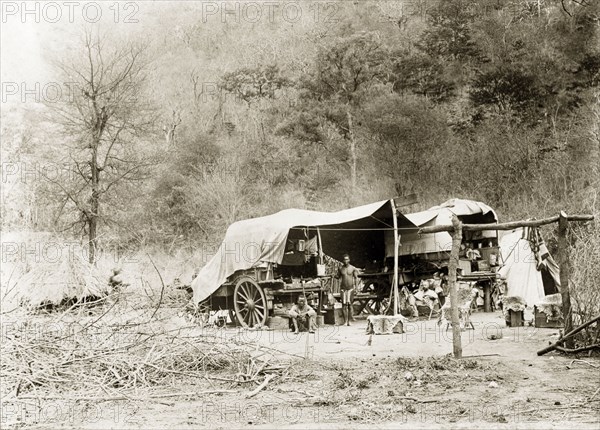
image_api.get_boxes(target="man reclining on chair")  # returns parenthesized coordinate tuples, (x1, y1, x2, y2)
(289, 295, 316, 334)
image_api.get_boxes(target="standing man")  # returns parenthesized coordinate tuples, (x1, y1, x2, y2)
(335, 254, 359, 326)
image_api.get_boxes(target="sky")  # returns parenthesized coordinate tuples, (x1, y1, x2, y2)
(2, 18, 47, 87)
(1, 1, 160, 107)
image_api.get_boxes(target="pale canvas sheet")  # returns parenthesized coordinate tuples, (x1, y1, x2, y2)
(498, 228, 546, 307)
(393, 198, 498, 256)
(192, 200, 391, 304)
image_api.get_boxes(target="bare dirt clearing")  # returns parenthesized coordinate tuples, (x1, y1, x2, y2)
(3, 311, 599, 429)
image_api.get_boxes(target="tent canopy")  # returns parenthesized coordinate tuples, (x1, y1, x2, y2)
(498, 227, 560, 306)
(191, 200, 418, 304)
(396, 198, 498, 256)
(190, 197, 499, 304)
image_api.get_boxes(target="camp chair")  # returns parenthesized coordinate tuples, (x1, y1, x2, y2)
(438, 285, 476, 330)
(428, 297, 440, 320)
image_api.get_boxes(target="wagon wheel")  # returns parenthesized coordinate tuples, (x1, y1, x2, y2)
(233, 277, 267, 328)
(365, 296, 392, 315)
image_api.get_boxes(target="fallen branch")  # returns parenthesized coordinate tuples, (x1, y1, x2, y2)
(537, 315, 600, 356)
(16, 390, 238, 402)
(462, 354, 501, 358)
(246, 374, 276, 398)
(147, 254, 166, 321)
(567, 359, 600, 369)
(518, 403, 597, 415)
(555, 344, 600, 354)
(276, 387, 318, 397)
(396, 396, 437, 403)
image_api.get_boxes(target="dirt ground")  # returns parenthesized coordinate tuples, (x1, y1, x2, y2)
(4, 311, 599, 429)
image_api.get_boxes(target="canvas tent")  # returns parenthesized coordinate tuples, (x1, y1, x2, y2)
(498, 227, 560, 307)
(191, 199, 418, 304)
(391, 198, 498, 257)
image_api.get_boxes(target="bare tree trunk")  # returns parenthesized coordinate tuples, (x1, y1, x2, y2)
(346, 108, 357, 195)
(590, 92, 600, 182)
(88, 207, 97, 264)
(164, 109, 181, 145)
(89, 144, 100, 264)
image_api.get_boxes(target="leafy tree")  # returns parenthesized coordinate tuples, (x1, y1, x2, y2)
(294, 32, 388, 195)
(390, 51, 455, 102)
(418, 0, 480, 62)
(220, 65, 289, 104)
(361, 93, 449, 193)
(469, 66, 541, 115)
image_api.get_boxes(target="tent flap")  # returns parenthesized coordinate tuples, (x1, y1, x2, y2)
(498, 228, 551, 306)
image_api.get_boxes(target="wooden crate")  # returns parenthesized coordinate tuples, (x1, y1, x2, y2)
(323, 308, 345, 325)
(506, 310, 524, 327)
(534, 306, 563, 328)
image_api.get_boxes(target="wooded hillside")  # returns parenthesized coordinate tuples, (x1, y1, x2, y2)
(2, 0, 598, 256)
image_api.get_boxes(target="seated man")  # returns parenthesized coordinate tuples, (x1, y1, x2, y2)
(413, 280, 440, 318)
(288, 295, 316, 334)
(400, 286, 419, 318)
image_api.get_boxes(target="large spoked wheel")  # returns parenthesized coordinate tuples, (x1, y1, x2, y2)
(365, 296, 393, 315)
(233, 277, 267, 328)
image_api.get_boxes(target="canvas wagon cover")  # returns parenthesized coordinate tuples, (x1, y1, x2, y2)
(191, 200, 393, 304)
(393, 198, 498, 256)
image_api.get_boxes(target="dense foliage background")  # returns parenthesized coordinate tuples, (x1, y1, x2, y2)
(2, 0, 599, 258)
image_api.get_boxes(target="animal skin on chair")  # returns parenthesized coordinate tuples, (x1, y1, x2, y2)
(437, 284, 477, 330)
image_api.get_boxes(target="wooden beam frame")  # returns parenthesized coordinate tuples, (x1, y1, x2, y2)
(418, 214, 594, 234)
(417, 212, 594, 358)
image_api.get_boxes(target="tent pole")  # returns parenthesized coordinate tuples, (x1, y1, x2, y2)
(391, 199, 399, 316)
(316, 227, 324, 265)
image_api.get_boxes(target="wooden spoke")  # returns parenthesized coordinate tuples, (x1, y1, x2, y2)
(233, 276, 268, 328)
(237, 288, 250, 302)
(240, 284, 251, 299)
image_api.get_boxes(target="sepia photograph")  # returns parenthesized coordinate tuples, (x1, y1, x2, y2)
(1, 1, 599, 428)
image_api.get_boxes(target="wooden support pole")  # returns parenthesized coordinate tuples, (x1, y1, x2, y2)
(557, 211, 574, 348)
(391, 199, 399, 316)
(448, 215, 463, 358)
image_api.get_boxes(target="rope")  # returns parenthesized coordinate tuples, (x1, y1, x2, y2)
(289, 226, 419, 232)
